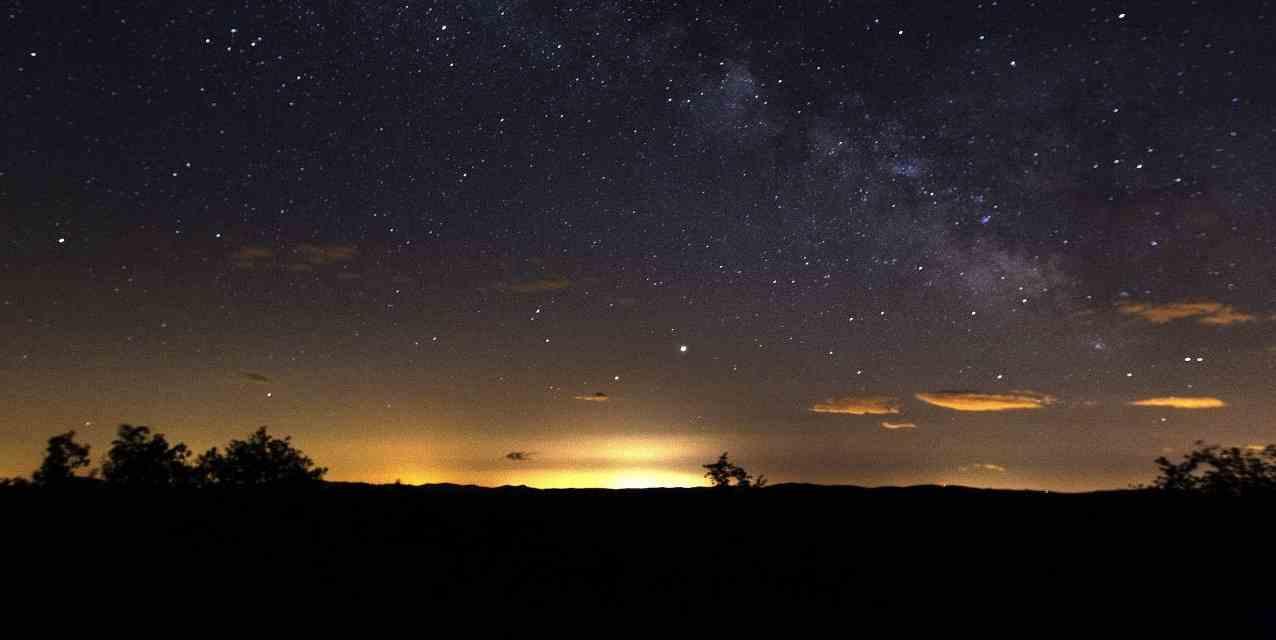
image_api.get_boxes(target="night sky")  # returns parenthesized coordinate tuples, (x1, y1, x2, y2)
(3, 1, 1274, 490)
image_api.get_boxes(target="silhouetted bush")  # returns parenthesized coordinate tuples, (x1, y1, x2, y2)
(703, 452, 766, 488)
(101, 424, 194, 488)
(32, 431, 93, 487)
(196, 426, 327, 487)
(1153, 441, 1276, 496)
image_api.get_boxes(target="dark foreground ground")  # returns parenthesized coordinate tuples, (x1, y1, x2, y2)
(2, 483, 1272, 629)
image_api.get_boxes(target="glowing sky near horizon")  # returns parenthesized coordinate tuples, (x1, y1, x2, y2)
(2, 1, 1274, 491)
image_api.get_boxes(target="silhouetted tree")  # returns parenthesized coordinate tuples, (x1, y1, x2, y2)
(32, 431, 93, 487)
(101, 424, 194, 488)
(1153, 441, 1276, 496)
(0, 477, 32, 488)
(703, 452, 766, 489)
(196, 426, 327, 487)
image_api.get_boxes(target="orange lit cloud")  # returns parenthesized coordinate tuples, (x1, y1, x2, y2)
(880, 421, 917, 430)
(1128, 396, 1226, 409)
(1117, 301, 1258, 326)
(574, 392, 610, 402)
(915, 390, 1055, 412)
(810, 395, 901, 415)
(959, 463, 1007, 473)
(1198, 307, 1259, 326)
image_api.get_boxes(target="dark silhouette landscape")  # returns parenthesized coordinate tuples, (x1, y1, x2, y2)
(3, 426, 1274, 629)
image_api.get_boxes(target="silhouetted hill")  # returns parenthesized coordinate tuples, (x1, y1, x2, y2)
(1, 482, 1271, 629)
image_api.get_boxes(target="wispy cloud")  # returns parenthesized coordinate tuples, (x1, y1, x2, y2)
(231, 245, 275, 270)
(234, 246, 275, 260)
(1128, 396, 1226, 409)
(505, 451, 534, 462)
(231, 243, 360, 271)
(295, 243, 358, 265)
(500, 277, 572, 294)
(959, 463, 1007, 473)
(1117, 301, 1258, 326)
(810, 395, 901, 415)
(239, 371, 272, 385)
(574, 392, 610, 402)
(915, 390, 1055, 412)
(880, 421, 917, 430)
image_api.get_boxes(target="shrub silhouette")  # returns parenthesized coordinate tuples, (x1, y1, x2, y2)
(1153, 441, 1276, 496)
(32, 431, 93, 487)
(101, 424, 194, 488)
(196, 426, 327, 487)
(703, 452, 767, 488)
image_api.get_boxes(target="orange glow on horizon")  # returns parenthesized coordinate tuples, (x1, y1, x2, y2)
(321, 433, 716, 489)
(341, 466, 709, 489)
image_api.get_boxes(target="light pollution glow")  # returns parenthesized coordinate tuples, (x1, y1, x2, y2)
(316, 434, 716, 489)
